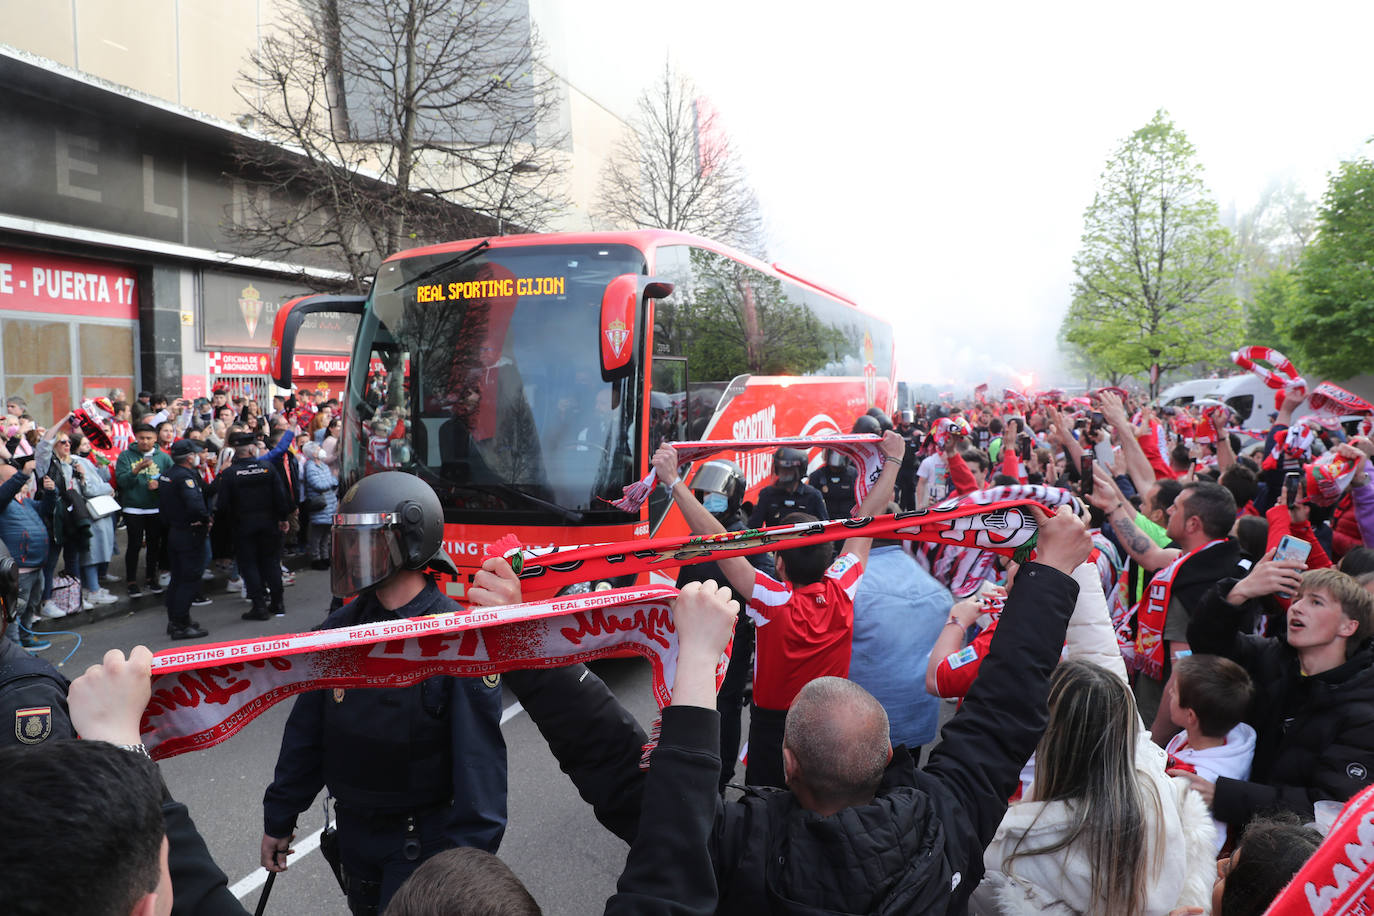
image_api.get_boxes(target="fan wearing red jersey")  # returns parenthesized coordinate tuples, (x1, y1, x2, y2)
(651, 431, 905, 788)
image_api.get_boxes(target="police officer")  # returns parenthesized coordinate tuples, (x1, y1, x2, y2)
(0, 540, 73, 746)
(159, 438, 211, 640)
(816, 438, 861, 520)
(260, 472, 506, 915)
(747, 447, 828, 529)
(894, 410, 922, 511)
(218, 432, 291, 621)
(673, 459, 775, 792)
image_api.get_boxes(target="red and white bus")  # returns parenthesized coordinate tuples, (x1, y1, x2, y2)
(271, 230, 895, 599)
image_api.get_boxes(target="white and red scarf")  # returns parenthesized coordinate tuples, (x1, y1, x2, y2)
(1306, 449, 1363, 507)
(610, 435, 885, 513)
(141, 586, 712, 763)
(1131, 539, 1227, 680)
(1232, 345, 1307, 411)
(1309, 381, 1374, 428)
(1263, 783, 1374, 914)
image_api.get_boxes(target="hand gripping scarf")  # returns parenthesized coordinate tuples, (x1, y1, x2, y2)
(610, 435, 885, 513)
(140, 586, 720, 762)
(514, 486, 1080, 594)
(1263, 782, 1374, 915)
(1232, 345, 1308, 411)
(72, 397, 115, 450)
(932, 416, 972, 450)
(1264, 417, 1324, 472)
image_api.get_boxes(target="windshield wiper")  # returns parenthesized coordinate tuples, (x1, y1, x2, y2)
(456, 481, 585, 523)
(389, 239, 491, 292)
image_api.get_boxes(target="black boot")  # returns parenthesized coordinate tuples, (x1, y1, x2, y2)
(242, 601, 272, 621)
(168, 620, 208, 640)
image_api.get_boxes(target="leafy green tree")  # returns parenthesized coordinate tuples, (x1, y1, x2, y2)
(1289, 156, 1374, 379)
(1243, 266, 1303, 357)
(1063, 110, 1240, 396)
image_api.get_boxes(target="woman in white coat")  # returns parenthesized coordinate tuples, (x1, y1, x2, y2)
(972, 560, 1217, 915)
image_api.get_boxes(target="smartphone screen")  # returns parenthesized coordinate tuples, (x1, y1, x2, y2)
(1080, 455, 1094, 495)
(1273, 534, 1312, 565)
(1285, 472, 1301, 507)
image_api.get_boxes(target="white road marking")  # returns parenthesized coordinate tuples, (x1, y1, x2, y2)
(228, 701, 527, 899)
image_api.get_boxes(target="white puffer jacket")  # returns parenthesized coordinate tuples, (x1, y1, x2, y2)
(971, 562, 1219, 915)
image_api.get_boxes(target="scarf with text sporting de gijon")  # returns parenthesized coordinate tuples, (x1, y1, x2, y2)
(140, 486, 1072, 761)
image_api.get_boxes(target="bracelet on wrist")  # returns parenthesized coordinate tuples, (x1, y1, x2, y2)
(883, 455, 901, 466)
(944, 616, 965, 629)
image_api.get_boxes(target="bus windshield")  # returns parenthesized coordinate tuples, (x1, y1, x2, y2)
(340, 243, 648, 523)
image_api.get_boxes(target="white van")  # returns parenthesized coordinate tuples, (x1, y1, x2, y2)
(1157, 379, 1222, 409)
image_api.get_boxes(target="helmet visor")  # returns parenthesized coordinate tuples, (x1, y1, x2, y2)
(330, 513, 406, 597)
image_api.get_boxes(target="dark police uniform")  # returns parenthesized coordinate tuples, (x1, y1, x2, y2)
(896, 427, 921, 510)
(159, 457, 212, 634)
(814, 461, 859, 520)
(747, 479, 828, 529)
(0, 637, 72, 747)
(263, 579, 506, 915)
(217, 450, 291, 617)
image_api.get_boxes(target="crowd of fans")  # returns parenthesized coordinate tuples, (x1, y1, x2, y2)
(0, 386, 342, 649)
(4, 378, 1374, 916)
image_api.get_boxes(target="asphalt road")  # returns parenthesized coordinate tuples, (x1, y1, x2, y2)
(32, 561, 688, 915)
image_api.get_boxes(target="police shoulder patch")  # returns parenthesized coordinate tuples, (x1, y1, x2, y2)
(185, 478, 196, 488)
(483, 674, 501, 689)
(15, 706, 53, 744)
(946, 646, 979, 670)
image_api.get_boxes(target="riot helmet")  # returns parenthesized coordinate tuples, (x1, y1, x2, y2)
(865, 407, 894, 432)
(851, 415, 882, 436)
(690, 459, 746, 517)
(330, 471, 459, 597)
(772, 447, 807, 487)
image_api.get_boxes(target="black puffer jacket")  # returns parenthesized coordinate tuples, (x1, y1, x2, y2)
(512, 562, 1081, 914)
(1189, 579, 1374, 825)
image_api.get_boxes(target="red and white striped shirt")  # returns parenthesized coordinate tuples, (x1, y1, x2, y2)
(111, 420, 133, 452)
(747, 552, 864, 711)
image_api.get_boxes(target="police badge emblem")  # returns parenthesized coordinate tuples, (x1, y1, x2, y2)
(483, 674, 501, 689)
(15, 706, 53, 744)
(332, 689, 346, 703)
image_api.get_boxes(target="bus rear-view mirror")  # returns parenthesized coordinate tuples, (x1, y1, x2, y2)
(599, 275, 673, 381)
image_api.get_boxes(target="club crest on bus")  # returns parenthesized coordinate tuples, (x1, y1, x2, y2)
(604, 319, 630, 358)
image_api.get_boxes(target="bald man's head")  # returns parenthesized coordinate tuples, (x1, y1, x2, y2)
(783, 677, 892, 813)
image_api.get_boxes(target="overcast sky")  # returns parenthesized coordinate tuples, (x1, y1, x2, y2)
(548, 0, 1374, 390)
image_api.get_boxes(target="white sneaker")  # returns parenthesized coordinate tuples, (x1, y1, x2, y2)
(240, 584, 248, 600)
(82, 597, 96, 611)
(92, 589, 118, 605)
(39, 600, 66, 619)
(158, 572, 171, 587)
(226, 576, 244, 593)
(103, 572, 121, 583)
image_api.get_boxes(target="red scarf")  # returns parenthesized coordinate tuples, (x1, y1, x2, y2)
(517, 486, 1077, 594)
(1264, 783, 1374, 914)
(612, 435, 885, 513)
(1131, 539, 1227, 680)
(141, 586, 710, 763)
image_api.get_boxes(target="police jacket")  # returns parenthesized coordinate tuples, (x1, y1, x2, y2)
(748, 481, 828, 529)
(814, 464, 858, 519)
(216, 459, 291, 533)
(1189, 579, 1374, 824)
(159, 464, 212, 531)
(262, 579, 507, 852)
(512, 563, 1081, 914)
(0, 637, 72, 748)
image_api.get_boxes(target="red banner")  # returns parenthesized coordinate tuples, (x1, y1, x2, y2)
(0, 248, 137, 320)
(292, 354, 353, 376)
(207, 351, 272, 375)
